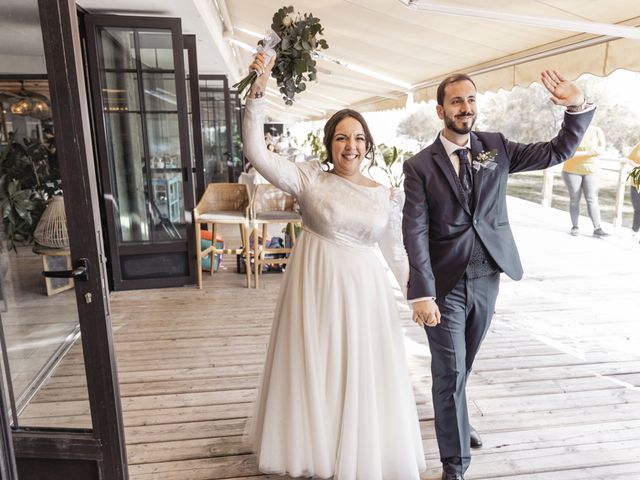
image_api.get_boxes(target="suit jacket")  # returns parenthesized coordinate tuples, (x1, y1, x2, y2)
(402, 109, 595, 300)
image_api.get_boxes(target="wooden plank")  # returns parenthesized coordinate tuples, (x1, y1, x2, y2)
(125, 419, 247, 444)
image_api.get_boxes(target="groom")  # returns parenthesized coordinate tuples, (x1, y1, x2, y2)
(402, 70, 594, 480)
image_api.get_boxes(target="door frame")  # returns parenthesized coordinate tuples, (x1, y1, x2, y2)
(6, 1, 129, 478)
(183, 34, 205, 203)
(84, 14, 197, 291)
(0, 379, 17, 480)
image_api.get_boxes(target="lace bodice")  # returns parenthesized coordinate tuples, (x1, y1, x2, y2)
(243, 98, 408, 291)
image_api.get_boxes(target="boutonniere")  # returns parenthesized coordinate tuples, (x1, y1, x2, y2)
(473, 149, 498, 171)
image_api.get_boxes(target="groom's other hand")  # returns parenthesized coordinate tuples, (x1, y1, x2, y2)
(540, 70, 584, 107)
(412, 300, 441, 327)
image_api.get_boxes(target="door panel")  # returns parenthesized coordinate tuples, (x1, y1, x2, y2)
(0, 1, 91, 434)
(85, 16, 196, 290)
(0, 243, 90, 429)
(199, 75, 237, 183)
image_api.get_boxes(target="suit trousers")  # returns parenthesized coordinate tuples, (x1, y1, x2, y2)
(426, 272, 500, 475)
(630, 185, 640, 233)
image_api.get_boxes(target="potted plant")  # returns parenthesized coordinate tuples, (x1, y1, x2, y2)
(303, 129, 325, 161)
(366, 143, 414, 187)
(0, 133, 62, 250)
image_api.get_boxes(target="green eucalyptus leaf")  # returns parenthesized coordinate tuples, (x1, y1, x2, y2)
(294, 60, 307, 74)
(260, 5, 328, 104)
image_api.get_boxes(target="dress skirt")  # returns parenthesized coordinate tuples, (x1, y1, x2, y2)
(248, 228, 426, 480)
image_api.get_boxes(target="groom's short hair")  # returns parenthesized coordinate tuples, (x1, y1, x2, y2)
(437, 73, 476, 106)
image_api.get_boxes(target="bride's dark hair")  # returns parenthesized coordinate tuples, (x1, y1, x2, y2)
(322, 109, 376, 167)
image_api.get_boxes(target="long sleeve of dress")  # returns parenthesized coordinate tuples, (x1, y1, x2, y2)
(243, 97, 321, 196)
(378, 187, 409, 297)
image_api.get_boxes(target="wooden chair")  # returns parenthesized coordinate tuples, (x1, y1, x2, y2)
(194, 183, 252, 288)
(251, 184, 302, 288)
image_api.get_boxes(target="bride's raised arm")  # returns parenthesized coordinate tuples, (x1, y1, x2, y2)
(243, 96, 320, 196)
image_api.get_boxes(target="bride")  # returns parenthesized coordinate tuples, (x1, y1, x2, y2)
(243, 52, 427, 480)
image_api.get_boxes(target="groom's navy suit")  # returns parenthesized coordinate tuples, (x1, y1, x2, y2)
(402, 108, 594, 475)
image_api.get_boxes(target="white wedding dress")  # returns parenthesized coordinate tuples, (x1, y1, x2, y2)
(244, 98, 426, 480)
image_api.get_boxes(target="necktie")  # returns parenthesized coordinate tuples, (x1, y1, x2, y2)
(455, 148, 473, 203)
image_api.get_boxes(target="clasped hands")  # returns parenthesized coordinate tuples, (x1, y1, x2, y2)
(411, 300, 441, 328)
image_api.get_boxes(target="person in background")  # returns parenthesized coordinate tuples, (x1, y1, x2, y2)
(561, 124, 609, 237)
(626, 141, 640, 242)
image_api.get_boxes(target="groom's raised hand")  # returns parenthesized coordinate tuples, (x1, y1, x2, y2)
(540, 70, 584, 107)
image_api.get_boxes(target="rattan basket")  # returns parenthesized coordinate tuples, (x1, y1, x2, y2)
(34, 196, 69, 248)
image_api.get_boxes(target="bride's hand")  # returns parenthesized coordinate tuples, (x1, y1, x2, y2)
(248, 52, 276, 97)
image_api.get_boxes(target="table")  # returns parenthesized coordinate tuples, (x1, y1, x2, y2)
(32, 244, 74, 296)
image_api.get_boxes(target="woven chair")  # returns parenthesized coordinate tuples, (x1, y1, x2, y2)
(194, 183, 252, 288)
(251, 184, 302, 288)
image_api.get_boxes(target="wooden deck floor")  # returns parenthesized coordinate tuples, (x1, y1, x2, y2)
(20, 197, 640, 479)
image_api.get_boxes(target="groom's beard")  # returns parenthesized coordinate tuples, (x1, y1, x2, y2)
(445, 111, 477, 135)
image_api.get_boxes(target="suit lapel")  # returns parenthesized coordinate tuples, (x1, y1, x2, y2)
(432, 137, 471, 214)
(470, 132, 485, 210)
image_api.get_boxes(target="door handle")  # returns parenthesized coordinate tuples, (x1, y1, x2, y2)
(42, 258, 90, 281)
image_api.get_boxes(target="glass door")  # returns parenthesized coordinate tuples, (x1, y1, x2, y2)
(199, 75, 239, 183)
(1, 2, 127, 478)
(84, 16, 196, 290)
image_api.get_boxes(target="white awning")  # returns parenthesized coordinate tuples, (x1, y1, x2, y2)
(34, 0, 639, 123)
(223, 0, 640, 121)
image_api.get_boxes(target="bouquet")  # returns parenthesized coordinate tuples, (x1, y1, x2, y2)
(233, 5, 329, 105)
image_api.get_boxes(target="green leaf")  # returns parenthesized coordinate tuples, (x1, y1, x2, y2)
(294, 59, 307, 74)
(1, 202, 11, 219)
(7, 180, 17, 196)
